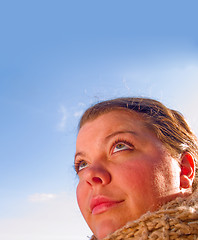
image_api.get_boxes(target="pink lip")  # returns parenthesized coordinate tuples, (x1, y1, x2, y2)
(90, 196, 123, 215)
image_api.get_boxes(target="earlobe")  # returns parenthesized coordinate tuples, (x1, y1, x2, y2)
(180, 152, 195, 190)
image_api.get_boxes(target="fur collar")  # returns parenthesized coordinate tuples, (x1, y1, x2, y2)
(90, 191, 198, 239)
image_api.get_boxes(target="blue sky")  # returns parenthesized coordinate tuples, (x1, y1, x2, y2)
(1, 1, 198, 239)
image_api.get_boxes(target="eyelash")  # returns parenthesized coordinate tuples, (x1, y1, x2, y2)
(111, 138, 134, 154)
(74, 160, 85, 174)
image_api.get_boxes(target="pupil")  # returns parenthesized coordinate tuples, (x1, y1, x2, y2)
(117, 144, 124, 148)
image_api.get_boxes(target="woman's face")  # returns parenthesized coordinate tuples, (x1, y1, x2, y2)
(75, 110, 181, 239)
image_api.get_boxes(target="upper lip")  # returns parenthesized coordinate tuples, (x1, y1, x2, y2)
(90, 196, 123, 212)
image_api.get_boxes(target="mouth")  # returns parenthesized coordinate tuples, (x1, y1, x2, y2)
(90, 196, 124, 215)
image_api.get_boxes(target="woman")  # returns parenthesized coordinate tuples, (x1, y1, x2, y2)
(74, 98, 198, 239)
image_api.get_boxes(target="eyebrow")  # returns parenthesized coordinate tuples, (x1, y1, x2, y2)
(105, 130, 138, 141)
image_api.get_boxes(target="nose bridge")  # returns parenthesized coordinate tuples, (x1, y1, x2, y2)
(86, 161, 111, 186)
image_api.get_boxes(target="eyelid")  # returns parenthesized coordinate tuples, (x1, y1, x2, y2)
(74, 152, 87, 173)
(74, 159, 82, 173)
(74, 160, 79, 173)
(111, 138, 134, 154)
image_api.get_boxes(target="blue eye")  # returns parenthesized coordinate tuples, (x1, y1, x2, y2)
(78, 160, 88, 172)
(112, 142, 131, 153)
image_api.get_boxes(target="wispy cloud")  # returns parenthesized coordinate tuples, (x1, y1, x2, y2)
(57, 105, 67, 132)
(28, 193, 57, 202)
(122, 78, 130, 91)
(74, 110, 83, 118)
(78, 102, 86, 107)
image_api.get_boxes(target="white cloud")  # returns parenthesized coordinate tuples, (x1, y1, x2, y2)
(28, 193, 57, 202)
(78, 102, 86, 107)
(57, 105, 67, 132)
(74, 110, 83, 118)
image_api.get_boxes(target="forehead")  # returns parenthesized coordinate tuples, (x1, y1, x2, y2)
(77, 110, 148, 142)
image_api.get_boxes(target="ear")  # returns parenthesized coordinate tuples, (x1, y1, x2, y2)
(180, 152, 195, 190)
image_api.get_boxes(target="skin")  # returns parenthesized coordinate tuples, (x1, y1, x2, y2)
(75, 110, 190, 240)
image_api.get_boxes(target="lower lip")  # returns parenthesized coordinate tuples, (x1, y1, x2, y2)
(92, 201, 123, 215)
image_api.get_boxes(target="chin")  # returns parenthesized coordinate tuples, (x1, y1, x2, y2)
(95, 228, 114, 240)
(93, 220, 122, 240)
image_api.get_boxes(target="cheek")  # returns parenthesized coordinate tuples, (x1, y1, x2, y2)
(117, 161, 154, 191)
(119, 158, 154, 179)
(116, 157, 165, 200)
(76, 182, 87, 214)
(157, 157, 181, 192)
(119, 156, 181, 202)
(114, 161, 162, 215)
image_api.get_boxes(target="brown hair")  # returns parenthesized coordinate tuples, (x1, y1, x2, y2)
(79, 97, 198, 190)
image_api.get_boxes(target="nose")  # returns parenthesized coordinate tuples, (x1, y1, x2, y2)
(86, 164, 111, 186)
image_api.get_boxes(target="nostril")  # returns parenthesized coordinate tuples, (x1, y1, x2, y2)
(92, 177, 103, 184)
